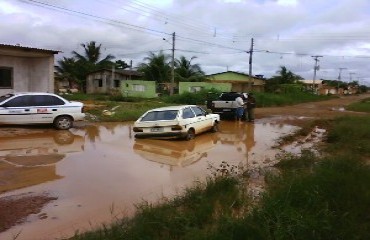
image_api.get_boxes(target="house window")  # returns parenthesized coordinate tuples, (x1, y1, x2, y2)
(0, 67, 13, 88)
(132, 84, 145, 92)
(114, 80, 120, 88)
(94, 79, 103, 87)
(189, 86, 203, 93)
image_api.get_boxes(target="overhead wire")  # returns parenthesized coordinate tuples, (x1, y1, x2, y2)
(18, 0, 370, 61)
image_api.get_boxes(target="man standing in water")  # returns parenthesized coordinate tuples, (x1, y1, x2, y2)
(246, 93, 256, 122)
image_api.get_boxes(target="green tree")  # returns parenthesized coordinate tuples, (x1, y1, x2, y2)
(72, 41, 115, 90)
(174, 56, 205, 82)
(137, 51, 171, 83)
(115, 60, 130, 69)
(271, 66, 303, 84)
(72, 41, 115, 65)
(266, 66, 304, 92)
(55, 57, 79, 88)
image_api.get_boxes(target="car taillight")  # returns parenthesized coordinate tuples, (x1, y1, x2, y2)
(171, 125, 182, 131)
(133, 127, 143, 132)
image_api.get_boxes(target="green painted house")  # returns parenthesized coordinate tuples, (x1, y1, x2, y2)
(179, 82, 231, 94)
(121, 80, 157, 98)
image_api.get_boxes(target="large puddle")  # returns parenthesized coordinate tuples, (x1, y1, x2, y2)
(0, 120, 298, 240)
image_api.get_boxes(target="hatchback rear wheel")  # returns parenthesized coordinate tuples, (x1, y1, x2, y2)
(54, 116, 73, 130)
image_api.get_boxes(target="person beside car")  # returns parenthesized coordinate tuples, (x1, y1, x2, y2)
(246, 93, 256, 122)
(235, 94, 245, 121)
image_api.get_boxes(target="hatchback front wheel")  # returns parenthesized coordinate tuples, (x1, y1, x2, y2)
(185, 129, 195, 141)
(210, 122, 219, 132)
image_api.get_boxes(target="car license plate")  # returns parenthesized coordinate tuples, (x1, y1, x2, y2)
(151, 127, 163, 132)
(223, 109, 231, 111)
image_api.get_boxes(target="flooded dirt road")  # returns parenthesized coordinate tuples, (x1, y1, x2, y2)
(1, 93, 369, 240)
(0, 120, 297, 240)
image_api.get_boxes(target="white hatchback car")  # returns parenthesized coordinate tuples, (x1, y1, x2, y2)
(133, 105, 220, 140)
(0, 92, 85, 130)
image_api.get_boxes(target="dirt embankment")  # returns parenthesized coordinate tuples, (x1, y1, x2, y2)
(256, 94, 370, 127)
(0, 193, 57, 232)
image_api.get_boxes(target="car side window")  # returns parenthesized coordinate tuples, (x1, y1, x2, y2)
(4, 95, 33, 107)
(191, 106, 205, 117)
(182, 107, 195, 119)
(32, 95, 65, 106)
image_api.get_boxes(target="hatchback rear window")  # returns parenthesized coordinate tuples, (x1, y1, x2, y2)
(141, 110, 178, 121)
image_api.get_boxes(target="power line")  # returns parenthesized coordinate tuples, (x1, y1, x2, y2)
(18, 0, 370, 63)
(19, 0, 171, 37)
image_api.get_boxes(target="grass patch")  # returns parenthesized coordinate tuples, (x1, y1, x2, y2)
(62, 91, 333, 122)
(253, 92, 333, 108)
(85, 101, 172, 121)
(72, 154, 370, 240)
(247, 155, 370, 240)
(71, 112, 370, 239)
(346, 97, 370, 113)
(325, 116, 370, 157)
(71, 176, 249, 240)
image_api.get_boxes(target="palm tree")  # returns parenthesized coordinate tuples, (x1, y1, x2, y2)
(72, 41, 114, 65)
(272, 66, 303, 84)
(55, 57, 79, 88)
(115, 60, 130, 69)
(265, 66, 304, 92)
(70, 41, 115, 91)
(174, 56, 205, 82)
(138, 51, 171, 83)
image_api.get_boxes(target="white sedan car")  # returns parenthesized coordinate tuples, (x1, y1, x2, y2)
(133, 105, 220, 140)
(0, 92, 85, 130)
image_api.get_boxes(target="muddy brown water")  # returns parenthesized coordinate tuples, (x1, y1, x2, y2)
(0, 120, 298, 240)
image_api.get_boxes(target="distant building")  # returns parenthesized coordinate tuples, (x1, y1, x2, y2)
(299, 79, 323, 92)
(206, 71, 265, 92)
(86, 68, 143, 94)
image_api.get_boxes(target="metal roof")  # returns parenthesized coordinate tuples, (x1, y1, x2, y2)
(0, 43, 60, 57)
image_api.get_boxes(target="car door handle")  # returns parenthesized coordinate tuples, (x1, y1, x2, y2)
(52, 109, 57, 111)
(24, 109, 30, 112)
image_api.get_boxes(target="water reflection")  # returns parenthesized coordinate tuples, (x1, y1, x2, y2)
(0, 130, 84, 192)
(218, 122, 256, 152)
(133, 133, 218, 168)
(0, 121, 298, 240)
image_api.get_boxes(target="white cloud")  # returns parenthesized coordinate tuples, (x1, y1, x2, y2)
(1, 0, 370, 85)
(276, 0, 298, 6)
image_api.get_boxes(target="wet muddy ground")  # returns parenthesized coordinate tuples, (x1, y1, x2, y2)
(0, 94, 369, 240)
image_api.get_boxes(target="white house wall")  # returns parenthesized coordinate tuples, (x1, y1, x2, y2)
(28, 57, 54, 93)
(0, 55, 54, 95)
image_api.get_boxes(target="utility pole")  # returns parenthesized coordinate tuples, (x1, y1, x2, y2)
(311, 55, 323, 93)
(248, 38, 254, 91)
(170, 32, 175, 96)
(349, 72, 356, 83)
(338, 67, 347, 92)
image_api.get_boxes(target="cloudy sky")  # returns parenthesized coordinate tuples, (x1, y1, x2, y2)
(1, 0, 370, 85)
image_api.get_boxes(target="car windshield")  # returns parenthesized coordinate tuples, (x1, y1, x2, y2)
(141, 110, 178, 121)
(0, 94, 14, 103)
